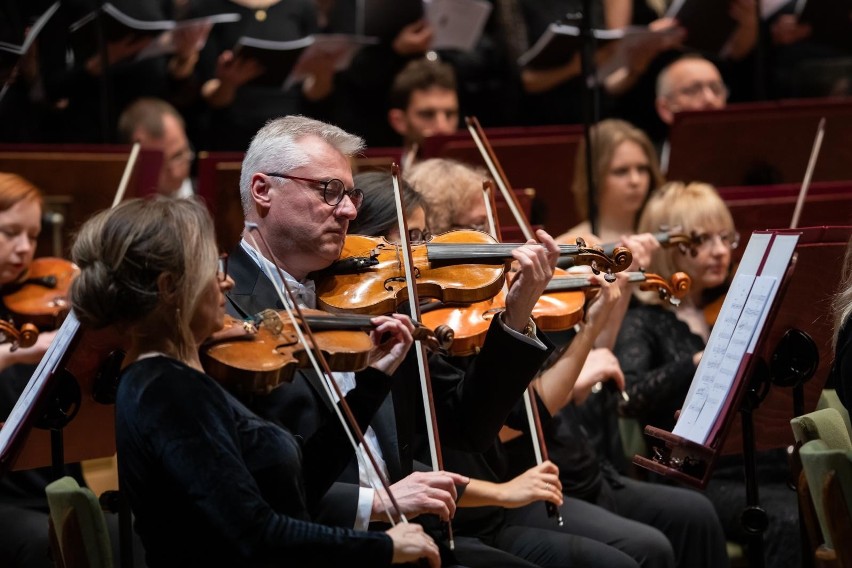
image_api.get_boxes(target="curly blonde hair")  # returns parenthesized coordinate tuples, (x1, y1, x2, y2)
(404, 158, 489, 234)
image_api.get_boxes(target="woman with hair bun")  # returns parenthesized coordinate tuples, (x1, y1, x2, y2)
(69, 196, 437, 568)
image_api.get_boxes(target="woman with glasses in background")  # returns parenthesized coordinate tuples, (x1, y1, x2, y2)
(613, 181, 738, 435)
(611, 181, 800, 568)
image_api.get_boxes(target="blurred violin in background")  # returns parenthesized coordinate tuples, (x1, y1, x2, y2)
(545, 270, 691, 306)
(421, 270, 691, 357)
(2, 257, 79, 330)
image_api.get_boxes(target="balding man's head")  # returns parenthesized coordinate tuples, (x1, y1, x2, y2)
(655, 55, 728, 125)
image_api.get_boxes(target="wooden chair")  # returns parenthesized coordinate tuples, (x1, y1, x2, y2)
(791, 408, 852, 566)
(799, 439, 852, 567)
(45, 476, 113, 568)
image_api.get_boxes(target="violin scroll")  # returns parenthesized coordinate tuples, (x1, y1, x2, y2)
(637, 271, 692, 305)
(0, 320, 39, 351)
(415, 323, 454, 352)
(573, 238, 633, 282)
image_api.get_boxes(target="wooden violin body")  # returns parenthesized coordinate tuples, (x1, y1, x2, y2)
(202, 310, 375, 395)
(420, 268, 587, 356)
(3, 257, 79, 329)
(420, 292, 506, 357)
(317, 231, 506, 315)
(317, 230, 632, 315)
(202, 308, 455, 395)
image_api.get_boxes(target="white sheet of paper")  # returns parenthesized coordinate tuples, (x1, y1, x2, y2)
(672, 231, 800, 445)
(688, 276, 776, 441)
(424, 0, 492, 52)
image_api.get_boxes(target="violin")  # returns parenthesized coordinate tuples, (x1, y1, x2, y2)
(3, 257, 79, 330)
(420, 293, 505, 357)
(546, 270, 692, 306)
(557, 230, 697, 269)
(418, 274, 588, 357)
(316, 230, 632, 316)
(599, 230, 696, 257)
(202, 309, 454, 395)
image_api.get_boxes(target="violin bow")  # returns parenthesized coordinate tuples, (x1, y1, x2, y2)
(111, 142, 141, 208)
(243, 224, 409, 526)
(466, 117, 535, 242)
(476, 155, 564, 526)
(790, 117, 825, 230)
(389, 164, 455, 549)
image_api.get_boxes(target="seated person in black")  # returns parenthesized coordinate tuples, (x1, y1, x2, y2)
(68, 196, 439, 567)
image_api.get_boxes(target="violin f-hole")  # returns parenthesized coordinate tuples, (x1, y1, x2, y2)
(383, 267, 421, 291)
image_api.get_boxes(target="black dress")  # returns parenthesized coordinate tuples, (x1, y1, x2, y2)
(613, 302, 704, 436)
(116, 356, 393, 568)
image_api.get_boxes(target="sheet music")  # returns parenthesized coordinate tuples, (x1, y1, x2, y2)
(672, 233, 799, 444)
(283, 34, 377, 89)
(672, 232, 800, 444)
(747, 234, 799, 352)
(687, 276, 776, 441)
(672, 275, 756, 439)
(135, 13, 241, 60)
(678, 232, 770, 407)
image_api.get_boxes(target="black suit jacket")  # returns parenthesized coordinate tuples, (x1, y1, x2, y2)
(226, 243, 553, 527)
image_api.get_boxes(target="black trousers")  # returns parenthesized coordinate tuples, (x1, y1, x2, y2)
(503, 476, 729, 568)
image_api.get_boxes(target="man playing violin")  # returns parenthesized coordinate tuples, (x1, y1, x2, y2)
(225, 115, 561, 567)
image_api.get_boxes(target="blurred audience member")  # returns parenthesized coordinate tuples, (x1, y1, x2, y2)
(388, 58, 459, 165)
(118, 97, 194, 198)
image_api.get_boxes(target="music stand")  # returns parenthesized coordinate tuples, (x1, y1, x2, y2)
(634, 225, 852, 568)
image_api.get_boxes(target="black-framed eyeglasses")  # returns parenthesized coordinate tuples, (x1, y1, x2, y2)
(264, 173, 364, 209)
(217, 253, 228, 283)
(409, 228, 432, 243)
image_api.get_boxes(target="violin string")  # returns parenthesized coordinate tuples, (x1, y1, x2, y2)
(244, 224, 406, 526)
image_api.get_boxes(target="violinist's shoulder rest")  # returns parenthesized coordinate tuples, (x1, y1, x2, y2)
(319, 256, 380, 276)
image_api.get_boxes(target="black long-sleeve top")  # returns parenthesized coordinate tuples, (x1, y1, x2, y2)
(613, 301, 704, 434)
(116, 356, 393, 568)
